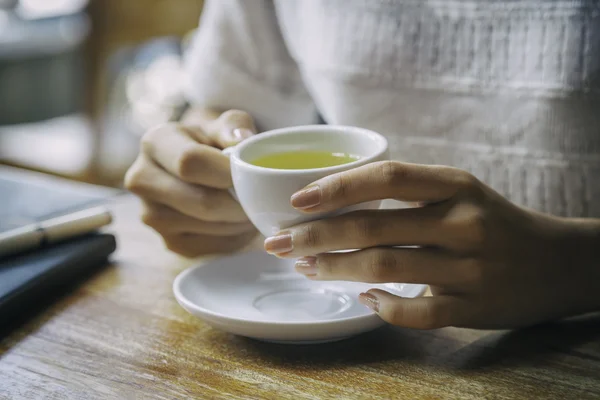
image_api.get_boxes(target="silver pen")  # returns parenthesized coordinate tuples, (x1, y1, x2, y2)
(0, 207, 113, 258)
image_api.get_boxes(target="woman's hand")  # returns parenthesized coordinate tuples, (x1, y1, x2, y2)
(125, 108, 258, 257)
(264, 161, 600, 329)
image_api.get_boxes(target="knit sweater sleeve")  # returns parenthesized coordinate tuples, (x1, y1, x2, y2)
(182, 0, 317, 131)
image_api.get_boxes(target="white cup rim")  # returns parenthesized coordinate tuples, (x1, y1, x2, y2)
(227, 125, 389, 175)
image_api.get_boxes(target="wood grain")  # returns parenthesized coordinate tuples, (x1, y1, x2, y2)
(2, 196, 600, 399)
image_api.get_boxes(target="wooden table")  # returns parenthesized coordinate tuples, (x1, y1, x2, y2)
(2, 196, 600, 399)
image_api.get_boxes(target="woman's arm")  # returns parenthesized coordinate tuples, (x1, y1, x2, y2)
(183, 0, 317, 131)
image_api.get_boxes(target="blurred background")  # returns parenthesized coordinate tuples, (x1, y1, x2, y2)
(0, 0, 204, 187)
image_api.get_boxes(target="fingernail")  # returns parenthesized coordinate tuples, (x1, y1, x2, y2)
(291, 185, 321, 209)
(233, 128, 254, 140)
(295, 256, 318, 276)
(358, 292, 380, 312)
(264, 233, 293, 255)
(223, 128, 253, 143)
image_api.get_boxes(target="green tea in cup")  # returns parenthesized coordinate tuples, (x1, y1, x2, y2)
(251, 151, 360, 170)
(223, 124, 389, 236)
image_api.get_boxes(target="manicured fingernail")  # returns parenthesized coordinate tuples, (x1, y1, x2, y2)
(358, 292, 380, 312)
(264, 233, 293, 255)
(233, 128, 254, 140)
(224, 128, 253, 143)
(295, 256, 318, 276)
(291, 185, 321, 209)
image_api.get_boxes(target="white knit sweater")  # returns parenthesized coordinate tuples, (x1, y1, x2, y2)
(184, 0, 600, 218)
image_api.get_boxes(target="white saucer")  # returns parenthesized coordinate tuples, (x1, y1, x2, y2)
(173, 251, 427, 344)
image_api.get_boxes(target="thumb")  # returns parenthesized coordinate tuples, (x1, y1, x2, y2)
(213, 109, 257, 148)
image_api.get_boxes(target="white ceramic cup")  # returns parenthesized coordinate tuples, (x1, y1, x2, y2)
(224, 125, 389, 237)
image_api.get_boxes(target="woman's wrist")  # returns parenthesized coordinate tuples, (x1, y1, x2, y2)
(550, 216, 600, 315)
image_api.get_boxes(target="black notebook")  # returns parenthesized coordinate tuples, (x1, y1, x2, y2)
(0, 167, 120, 333)
(0, 233, 117, 328)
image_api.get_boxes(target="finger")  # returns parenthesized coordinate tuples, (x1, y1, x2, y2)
(141, 200, 255, 236)
(141, 123, 232, 189)
(264, 207, 451, 257)
(211, 109, 257, 148)
(179, 108, 257, 148)
(360, 290, 466, 329)
(176, 108, 257, 148)
(162, 231, 258, 258)
(290, 161, 479, 212)
(295, 248, 469, 287)
(125, 155, 248, 223)
(179, 107, 221, 129)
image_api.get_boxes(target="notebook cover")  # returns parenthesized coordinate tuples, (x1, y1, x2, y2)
(0, 233, 117, 328)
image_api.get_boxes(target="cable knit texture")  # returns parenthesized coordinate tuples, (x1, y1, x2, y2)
(184, 0, 600, 218)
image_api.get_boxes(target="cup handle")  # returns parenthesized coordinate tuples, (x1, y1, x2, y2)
(222, 146, 239, 202)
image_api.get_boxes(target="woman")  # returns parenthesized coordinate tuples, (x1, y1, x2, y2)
(125, 1, 600, 330)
